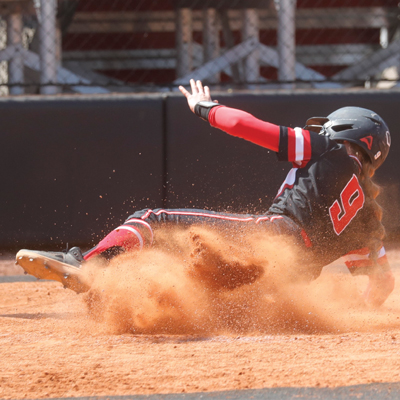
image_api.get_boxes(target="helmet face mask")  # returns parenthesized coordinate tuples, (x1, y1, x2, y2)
(304, 107, 391, 169)
(304, 117, 329, 133)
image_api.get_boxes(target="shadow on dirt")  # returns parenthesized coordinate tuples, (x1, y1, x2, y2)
(23, 382, 400, 400)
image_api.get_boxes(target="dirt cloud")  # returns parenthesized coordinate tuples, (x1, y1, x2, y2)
(79, 226, 400, 335)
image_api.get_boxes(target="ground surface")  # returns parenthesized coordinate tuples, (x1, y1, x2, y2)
(1, 246, 400, 400)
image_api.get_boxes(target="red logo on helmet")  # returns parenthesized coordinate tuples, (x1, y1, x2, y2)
(360, 136, 373, 150)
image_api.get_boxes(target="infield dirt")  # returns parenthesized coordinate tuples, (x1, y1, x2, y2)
(1, 228, 400, 399)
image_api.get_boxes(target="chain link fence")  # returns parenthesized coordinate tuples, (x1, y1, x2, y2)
(0, 0, 399, 95)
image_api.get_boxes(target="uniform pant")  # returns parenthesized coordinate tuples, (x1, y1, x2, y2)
(84, 208, 310, 260)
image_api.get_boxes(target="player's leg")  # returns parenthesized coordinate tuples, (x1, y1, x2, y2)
(16, 208, 309, 292)
(83, 217, 153, 260)
(15, 210, 155, 291)
(15, 208, 261, 293)
(133, 209, 314, 289)
(82, 207, 265, 262)
(15, 246, 89, 293)
(81, 207, 252, 260)
(19, 206, 306, 267)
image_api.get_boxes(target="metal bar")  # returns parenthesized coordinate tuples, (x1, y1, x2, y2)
(61, 44, 376, 70)
(296, 44, 378, 66)
(203, 8, 220, 84)
(62, 43, 204, 73)
(332, 38, 400, 82)
(7, 11, 24, 95)
(64, 63, 130, 90)
(174, 37, 259, 84)
(277, 0, 297, 88)
(176, 8, 192, 79)
(258, 43, 341, 88)
(64, 58, 177, 70)
(259, 44, 321, 80)
(39, 0, 58, 94)
(68, 8, 396, 33)
(242, 9, 259, 85)
(220, 8, 241, 82)
(21, 48, 109, 94)
(376, 61, 399, 89)
(0, 44, 16, 62)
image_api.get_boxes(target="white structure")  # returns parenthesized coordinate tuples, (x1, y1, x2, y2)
(6, 8, 23, 94)
(276, 0, 296, 88)
(0, 0, 108, 95)
(0, 2, 398, 94)
(38, 0, 57, 94)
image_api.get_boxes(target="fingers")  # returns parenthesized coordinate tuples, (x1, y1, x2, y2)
(178, 85, 190, 98)
(190, 79, 198, 94)
(196, 80, 204, 94)
(180, 79, 211, 107)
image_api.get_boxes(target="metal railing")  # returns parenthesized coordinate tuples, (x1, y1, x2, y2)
(0, 0, 398, 95)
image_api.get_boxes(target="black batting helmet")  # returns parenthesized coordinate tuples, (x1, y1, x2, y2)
(304, 106, 391, 169)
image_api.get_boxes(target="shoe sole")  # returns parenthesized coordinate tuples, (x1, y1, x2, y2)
(16, 250, 90, 294)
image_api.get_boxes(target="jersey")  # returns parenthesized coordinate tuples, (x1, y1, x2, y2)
(268, 126, 379, 266)
(208, 106, 387, 273)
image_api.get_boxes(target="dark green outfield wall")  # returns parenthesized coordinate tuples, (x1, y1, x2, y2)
(1, 89, 399, 249)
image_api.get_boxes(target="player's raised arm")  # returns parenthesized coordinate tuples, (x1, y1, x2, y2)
(179, 79, 216, 112)
(179, 79, 280, 152)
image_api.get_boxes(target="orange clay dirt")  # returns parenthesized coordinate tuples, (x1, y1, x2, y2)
(1, 226, 400, 399)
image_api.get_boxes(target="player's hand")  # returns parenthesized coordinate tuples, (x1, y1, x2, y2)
(179, 79, 218, 113)
(363, 269, 395, 307)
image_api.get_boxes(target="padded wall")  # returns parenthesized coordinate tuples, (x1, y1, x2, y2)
(0, 95, 164, 248)
(1, 89, 399, 249)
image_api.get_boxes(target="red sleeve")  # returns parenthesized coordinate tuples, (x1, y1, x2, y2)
(208, 106, 280, 152)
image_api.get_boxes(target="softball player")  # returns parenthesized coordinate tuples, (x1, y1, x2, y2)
(16, 79, 394, 306)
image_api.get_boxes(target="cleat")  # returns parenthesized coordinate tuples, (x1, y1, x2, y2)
(15, 247, 90, 293)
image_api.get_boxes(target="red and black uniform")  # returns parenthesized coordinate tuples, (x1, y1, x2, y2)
(272, 125, 372, 265)
(85, 106, 387, 278)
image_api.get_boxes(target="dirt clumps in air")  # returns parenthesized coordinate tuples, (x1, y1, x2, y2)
(78, 225, 395, 336)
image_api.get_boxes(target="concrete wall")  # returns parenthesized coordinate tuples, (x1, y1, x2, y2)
(1, 89, 399, 249)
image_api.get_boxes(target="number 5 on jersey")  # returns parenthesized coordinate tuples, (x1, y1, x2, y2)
(329, 174, 365, 235)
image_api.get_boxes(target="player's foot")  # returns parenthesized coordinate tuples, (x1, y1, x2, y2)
(15, 247, 90, 293)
